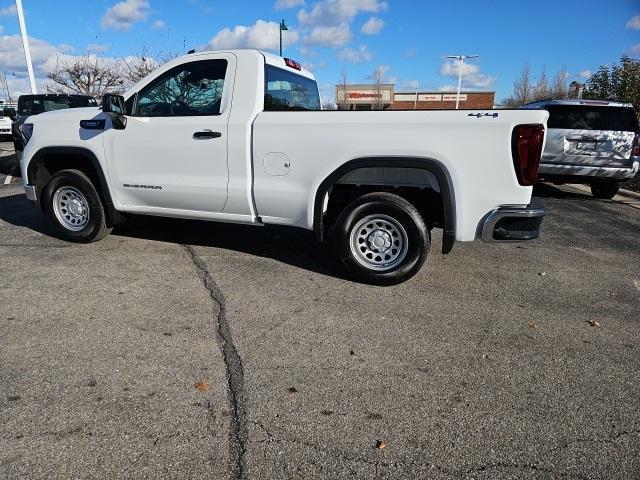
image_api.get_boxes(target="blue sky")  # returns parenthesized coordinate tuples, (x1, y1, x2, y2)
(0, 0, 639, 102)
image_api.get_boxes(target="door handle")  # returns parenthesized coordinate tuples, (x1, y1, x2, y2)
(193, 130, 222, 140)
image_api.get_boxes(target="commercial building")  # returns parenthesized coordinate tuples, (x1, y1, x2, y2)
(335, 84, 495, 110)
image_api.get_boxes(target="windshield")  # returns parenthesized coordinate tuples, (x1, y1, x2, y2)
(547, 105, 639, 132)
(18, 96, 97, 116)
(264, 65, 321, 111)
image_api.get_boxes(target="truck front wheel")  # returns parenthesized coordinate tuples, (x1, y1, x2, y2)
(43, 169, 112, 243)
(334, 192, 429, 286)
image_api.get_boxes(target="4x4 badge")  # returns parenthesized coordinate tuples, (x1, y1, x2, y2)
(468, 112, 499, 118)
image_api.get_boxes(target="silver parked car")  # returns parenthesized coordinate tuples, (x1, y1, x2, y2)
(524, 100, 639, 198)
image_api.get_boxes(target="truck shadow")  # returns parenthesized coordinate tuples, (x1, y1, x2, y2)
(0, 192, 346, 280)
(117, 215, 345, 278)
(533, 182, 593, 200)
(0, 152, 19, 176)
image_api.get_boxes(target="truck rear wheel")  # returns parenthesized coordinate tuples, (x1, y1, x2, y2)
(334, 192, 429, 286)
(590, 181, 619, 199)
(43, 169, 112, 243)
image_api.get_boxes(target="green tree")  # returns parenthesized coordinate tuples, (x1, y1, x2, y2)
(583, 56, 640, 109)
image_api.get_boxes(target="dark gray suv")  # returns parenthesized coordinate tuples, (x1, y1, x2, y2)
(524, 100, 639, 198)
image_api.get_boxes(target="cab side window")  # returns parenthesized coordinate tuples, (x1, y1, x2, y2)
(135, 59, 227, 117)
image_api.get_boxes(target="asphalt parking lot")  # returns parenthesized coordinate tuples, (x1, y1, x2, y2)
(0, 143, 639, 479)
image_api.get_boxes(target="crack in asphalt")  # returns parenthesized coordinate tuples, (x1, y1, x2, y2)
(182, 244, 248, 480)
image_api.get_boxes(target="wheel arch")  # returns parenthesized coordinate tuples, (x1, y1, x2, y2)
(312, 157, 456, 254)
(27, 146, 125, 225)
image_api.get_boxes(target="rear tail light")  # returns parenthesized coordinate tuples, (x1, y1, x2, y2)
(512, 124, 545, 186)
(633, 133, 640, 157)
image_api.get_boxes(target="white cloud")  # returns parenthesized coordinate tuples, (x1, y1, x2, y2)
(403, 79, 420, 90)
(626, 44, 640, 57)
(0, 34, 74, 98)
(337, 44, 372, 63)
(439, 60, 480, 78)
(85, 43, 111, 54)
(366, 64, 389, 82)
(0, 34, 70, 76)
(101, 0, 150, 31)
(207, 20, 299, 51)
(579, 69, 592, 79)
(298, 46, 316, 57)
(151, 19, 167, 31)
(305, 23, 352, 47)
(438, 85, 456, 92)
(626, 15, 640, 30)
(0, 4, 16, 16)
(439, 60, 497, 89)
(301, 59, 326, 71)
(298, 0, 387, 26)
(0, 5, 18, 17)
(361, 16, 384, 34)
(274, 0, 305, 9)
(463, 75, 496, 89)
(404, 47, 417, 58)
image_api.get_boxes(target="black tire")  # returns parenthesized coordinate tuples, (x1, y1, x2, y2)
(590, 181, 619, 199)
(43, 169, 112, 243)
(333, 192, 429, 286)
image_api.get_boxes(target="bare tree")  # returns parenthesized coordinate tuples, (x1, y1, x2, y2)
(46, 54, 125, 98)
(46, 44, 180, 100)
(551, 69, 569, 99)
(336, 67, 350, 110)
(122, 56, 157, 85)
(505, 63, 533, 107)
(122, 45, 179, 85)
(322, 99, 337, 110)
(370, 65, 385, 110)
(533, 67, 549, 101)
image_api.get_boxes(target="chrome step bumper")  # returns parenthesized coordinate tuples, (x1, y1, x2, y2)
(480, 200, 545, 243)
(24, 184, 37, 202)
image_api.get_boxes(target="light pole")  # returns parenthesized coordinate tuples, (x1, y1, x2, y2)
(15, 0, 37, 94)
(279, 19, 288, 57)
(446, 54, 478, 109)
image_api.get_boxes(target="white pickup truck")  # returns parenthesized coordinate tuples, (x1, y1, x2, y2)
(19, 49, 548, 285)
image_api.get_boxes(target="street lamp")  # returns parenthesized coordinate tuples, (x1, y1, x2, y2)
(15, 0, 37, 93)
(446, 54, 479, 109)
(279, 19, 288, 57)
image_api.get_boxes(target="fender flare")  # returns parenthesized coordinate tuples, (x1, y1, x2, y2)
(313, 157, 456, 254)
(27, 146, 125, 225)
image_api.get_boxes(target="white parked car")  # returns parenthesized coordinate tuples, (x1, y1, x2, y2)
(524, 99, 640, 198)
(19, 50, 548, 285)
(0, 113, 12, 138)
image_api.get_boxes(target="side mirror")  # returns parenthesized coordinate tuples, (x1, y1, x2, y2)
(101, 93, 127, 130)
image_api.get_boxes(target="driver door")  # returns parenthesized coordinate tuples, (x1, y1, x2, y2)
(106, 53, 235, 215)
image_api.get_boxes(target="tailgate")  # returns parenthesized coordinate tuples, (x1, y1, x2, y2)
(542, 105, 638, 168)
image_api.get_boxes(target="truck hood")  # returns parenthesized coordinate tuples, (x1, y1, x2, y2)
(29, 107, 103, 125)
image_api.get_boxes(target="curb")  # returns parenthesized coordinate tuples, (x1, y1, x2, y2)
(618, 187, 640, 201)
(566, 183, 640, 210)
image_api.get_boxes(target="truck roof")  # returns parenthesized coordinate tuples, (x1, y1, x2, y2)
(523, 99, 635, 109)
(186, 49, 316, 81)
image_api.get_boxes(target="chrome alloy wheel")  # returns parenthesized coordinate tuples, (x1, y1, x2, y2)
(52, 187, 90, 231)
(349, 214, 409, 272)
